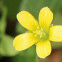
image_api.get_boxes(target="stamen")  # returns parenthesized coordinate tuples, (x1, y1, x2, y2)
(41, 28, 43, 31)
(40, 35, 42, 38)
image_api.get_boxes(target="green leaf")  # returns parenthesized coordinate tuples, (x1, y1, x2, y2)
(19, 0, 62, 20)
(0, 7, 7, 34)
(12, 45, 36, 62)
(53, 13, 62, 25)
(19, 0, 46, 20)
(51, 41, 62, 49)
(0, 35, 18, 56)
(3, 0, 22, 19)
(16, 22, 27, 34)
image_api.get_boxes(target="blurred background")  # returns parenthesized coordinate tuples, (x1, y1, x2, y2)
(0, 0, 62, 62)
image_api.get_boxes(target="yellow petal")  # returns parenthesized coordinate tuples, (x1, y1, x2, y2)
(36, 40, 51, 58)
(49, 25, 62, 42)
(17, 11, 39, 31)
(13, 33, 38, 51)
(39, 7, 53, 29)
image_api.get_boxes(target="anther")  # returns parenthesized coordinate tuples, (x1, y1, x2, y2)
(41, 28, 43, 31)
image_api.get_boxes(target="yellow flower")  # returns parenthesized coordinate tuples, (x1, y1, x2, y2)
(13, 7, 62, 58)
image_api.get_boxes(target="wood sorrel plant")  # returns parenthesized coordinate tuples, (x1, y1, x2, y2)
(13, 7, 62, 58)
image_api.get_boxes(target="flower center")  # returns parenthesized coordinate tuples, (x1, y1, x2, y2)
(33, 27, 49, 40)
